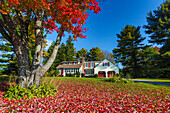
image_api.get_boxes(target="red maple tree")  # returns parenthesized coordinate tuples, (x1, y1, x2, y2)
(0, 0, 101, 87)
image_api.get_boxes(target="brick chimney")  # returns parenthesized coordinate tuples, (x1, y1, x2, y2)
(82, 57, 85, 63)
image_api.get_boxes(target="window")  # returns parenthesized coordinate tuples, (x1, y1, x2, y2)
(85, 63, 88, 67)
(75, 62, 77, 64)
(69, 62, 72, 65)
(91, 63, 94, 68)
(104, 63, 108, 66)
(65, 63, 67, 65)
(85, 70, 94, 74)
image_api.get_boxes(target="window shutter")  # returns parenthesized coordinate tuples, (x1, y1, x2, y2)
(94, 63, 95, 67)
(84, 63, 85, 67)
(88, 63, 91, 68)
(108, 62, 110, 66)
(103, 62, 104, 66)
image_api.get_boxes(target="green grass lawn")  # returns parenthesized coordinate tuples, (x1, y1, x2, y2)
(133, 78, 170, 82)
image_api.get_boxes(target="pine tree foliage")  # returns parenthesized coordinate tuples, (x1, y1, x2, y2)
(144, 0, 170, 78)
(113, 25, 146, 78)
(76, 48, 88, 61)
(144, 0, 170, 44)
(65, 36, 76, 61)
(87, 47, 104, 61)
(138, 47, 160, 77)
(0, 37, 17, 75)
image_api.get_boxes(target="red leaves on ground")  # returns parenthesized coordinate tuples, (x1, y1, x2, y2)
(0, 79, 169, 112)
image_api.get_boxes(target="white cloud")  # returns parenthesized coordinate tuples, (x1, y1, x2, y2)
(44, 39, 53, 51)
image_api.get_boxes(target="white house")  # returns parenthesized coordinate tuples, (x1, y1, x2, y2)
(56, 58, 119, 78)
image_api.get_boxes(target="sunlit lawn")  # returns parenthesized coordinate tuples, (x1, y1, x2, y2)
(0, 77, 169, 112)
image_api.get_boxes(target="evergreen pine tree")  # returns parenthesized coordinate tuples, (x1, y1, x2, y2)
(87, 47, 104, 61)
(113, 25, 145, 78)
(139, 47, 160, 77)
(65, 35, 76, 61)
(55, 43, 67, 66)
(144, 0, 170, 77)
(0, 37, 17, 75)
(144, 0, 170, 44)
(76, 48, 88, 61)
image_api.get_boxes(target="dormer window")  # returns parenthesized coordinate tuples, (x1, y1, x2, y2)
(104, 62, 108, 66)
(103, 62, 110, 66)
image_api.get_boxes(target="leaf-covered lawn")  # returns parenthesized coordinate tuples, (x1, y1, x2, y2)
(0, 77, 170, 112)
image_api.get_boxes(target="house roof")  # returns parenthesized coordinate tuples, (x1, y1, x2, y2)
(56, 63, 82, 69)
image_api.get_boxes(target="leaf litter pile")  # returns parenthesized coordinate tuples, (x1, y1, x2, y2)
(0, 78, 169, 112)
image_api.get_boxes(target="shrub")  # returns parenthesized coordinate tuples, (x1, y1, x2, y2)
(66, 73, 75, 77)
(76, 72, 80, 77)
(109, 76, 121, 83)
(54, 69, 60, 76)
(108, 76, 134, 83)
(70, 73, 75, 77)
(81, 73, 85, 77)
(3, 83, 58, 100)
(94, 74, 98, 78)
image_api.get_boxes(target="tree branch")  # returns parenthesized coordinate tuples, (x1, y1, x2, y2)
(1, 13, 20, 41)
(0, 25, 12, 42)
(0, 18, 13, 35)
(15, 10, 24, 25)
(42, 29, 63, 74)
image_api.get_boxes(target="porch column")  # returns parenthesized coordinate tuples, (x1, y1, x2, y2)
(106, 71, 108, 78)
(63, 69, 66, 77)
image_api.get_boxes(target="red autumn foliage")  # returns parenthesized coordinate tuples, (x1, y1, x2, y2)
(152, 46, 159, 52)
(1, 0, 101, 40)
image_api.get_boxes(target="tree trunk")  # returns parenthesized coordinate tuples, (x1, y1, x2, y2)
(27, 9, 44, 87)
(1, 9, 63, 88)
(15, 45, 30, 87)
(27, 9, 63, 88)
(0, 13, 30, 88)
(133, 54, 139, 78)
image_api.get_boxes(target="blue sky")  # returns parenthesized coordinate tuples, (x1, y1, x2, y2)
(46, 0, 164, 52)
